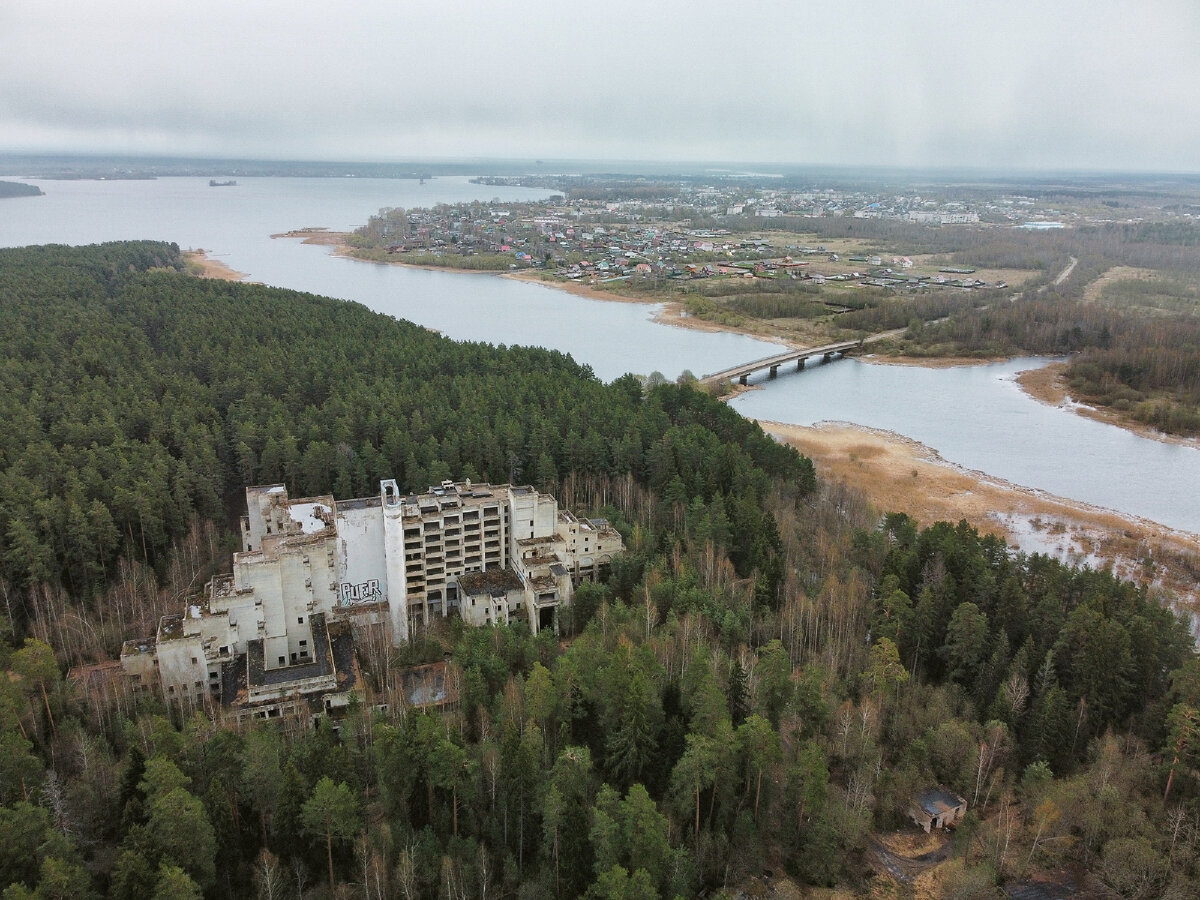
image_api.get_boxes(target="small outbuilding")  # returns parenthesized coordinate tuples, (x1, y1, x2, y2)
(910, 788, 967, 833)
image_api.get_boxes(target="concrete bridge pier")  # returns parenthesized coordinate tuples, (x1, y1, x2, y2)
(822, 351, 835, 363)
(768, 364, 780, 379)
(796, 357, 806, 372)
(739, 374, 749, 385)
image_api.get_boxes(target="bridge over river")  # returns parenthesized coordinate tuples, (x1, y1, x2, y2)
(700, 338, 864, 386)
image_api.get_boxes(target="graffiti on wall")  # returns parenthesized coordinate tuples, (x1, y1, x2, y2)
(340, 579, 382, 606)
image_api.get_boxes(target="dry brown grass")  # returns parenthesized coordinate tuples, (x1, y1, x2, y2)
(1083, 265, 1158, 303)
(863, 354, 1011, 369)
(1013, 364, 1200, 448)
(863, 876, 913, 900)
(1015, 362, 1069, 405)
(879, 832, 944, 857)
(270, 228, 347, 245)
(910, 863, 951, 900)
(763, 421, 1011, 537)
(182, 250, 246, 281)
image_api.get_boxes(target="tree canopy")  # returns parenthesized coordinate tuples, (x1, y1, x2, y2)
(0, 242, 1196, 898)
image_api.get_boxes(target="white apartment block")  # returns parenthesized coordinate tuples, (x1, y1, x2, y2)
(122, 479, 623, 718)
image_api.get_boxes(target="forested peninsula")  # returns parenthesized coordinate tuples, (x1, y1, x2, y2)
(2, 242, 1199, 899)
(0, 180, 43, 198)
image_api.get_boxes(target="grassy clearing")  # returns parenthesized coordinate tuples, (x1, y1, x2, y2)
(1095, 269, 1200, 314)
(1082, 266, 1157, 301)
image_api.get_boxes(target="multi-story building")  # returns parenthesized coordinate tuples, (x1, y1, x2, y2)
(122, 479, 623, 719)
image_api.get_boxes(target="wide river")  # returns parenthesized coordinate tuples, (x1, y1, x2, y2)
(3, 175, 1199, 536)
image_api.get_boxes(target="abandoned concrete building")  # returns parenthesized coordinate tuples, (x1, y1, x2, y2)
(121, 479, 623, 720)
(910, 788, 967, 833)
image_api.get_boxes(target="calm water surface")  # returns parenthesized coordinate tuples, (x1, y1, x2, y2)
(3, 176, 1198, 535)
(731, 357, 1200, 535)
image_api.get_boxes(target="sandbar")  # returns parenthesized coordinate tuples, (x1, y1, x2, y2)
(760, 419, 1200, 616)
(183, 249, 247, 281)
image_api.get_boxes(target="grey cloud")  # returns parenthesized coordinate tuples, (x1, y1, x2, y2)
(3, 0, 1199, 170)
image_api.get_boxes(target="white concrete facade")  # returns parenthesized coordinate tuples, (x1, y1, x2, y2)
(125, 479, 623, 705)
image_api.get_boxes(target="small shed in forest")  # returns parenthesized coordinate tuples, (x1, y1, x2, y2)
(910, 788, 967, 832)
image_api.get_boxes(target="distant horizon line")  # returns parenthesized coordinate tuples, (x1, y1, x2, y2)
(1, 150, 1198, 181)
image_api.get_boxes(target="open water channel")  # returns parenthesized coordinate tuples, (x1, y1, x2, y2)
(2, 174, 1199, 536)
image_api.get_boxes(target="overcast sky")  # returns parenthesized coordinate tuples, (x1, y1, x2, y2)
(3, 0, 1198, 172)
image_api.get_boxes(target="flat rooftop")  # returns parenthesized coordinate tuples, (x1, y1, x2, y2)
(234, 526, 332, 562)
(516, 535, 555, 546)
(158, 614, 185, 641)
(246, 612, 333, 688)
(209, 573, 236, 600)
(121, 638, 156, 656)
(286, 498, 335, 535)
(398, 661, 456, 708)
(459, 567, 523, 596)
(336, 496, 382, 511)
(401, 482, 509, 518)
(916, 789, 965, 816)
(224, 621, 355, 709)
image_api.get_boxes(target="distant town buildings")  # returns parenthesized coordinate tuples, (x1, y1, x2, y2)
(349, 179, 1073, 301)
(907, 210, 980, 225)
(121, 480, 623, 721)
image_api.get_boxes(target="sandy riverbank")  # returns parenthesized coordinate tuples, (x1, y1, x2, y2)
(183, 249, 247, 281)
(270, 228, 347, 246)
(503, 270, 778, 340)
(1015, 362, 1199, 448)
(863, 353, 1200, 448)
(860, 353, 1009, 369)
(760, 420, 1200, 613)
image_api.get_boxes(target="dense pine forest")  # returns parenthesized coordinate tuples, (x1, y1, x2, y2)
(2, 242, 1200, 899)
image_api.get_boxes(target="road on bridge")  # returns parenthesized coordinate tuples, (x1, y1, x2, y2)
(700, 327, 905, 387)
(700, 338, 864, 386)
(698, 256, 1078, 391)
